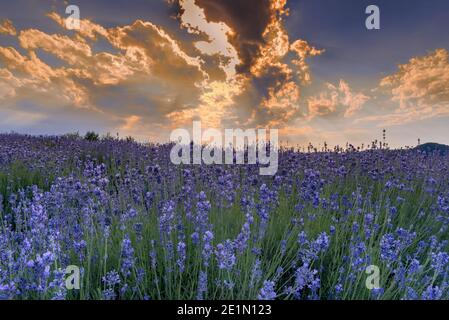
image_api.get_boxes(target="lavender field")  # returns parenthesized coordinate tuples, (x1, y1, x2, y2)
(0, 133, 448, 300)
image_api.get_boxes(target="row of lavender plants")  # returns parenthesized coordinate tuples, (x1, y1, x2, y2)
(0, 133, 448, 300)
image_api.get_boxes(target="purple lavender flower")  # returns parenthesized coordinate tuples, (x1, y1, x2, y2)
(403, 287, 418, 300)
(408, 258, 421, 275)
(120, 235, 135, 278)
(250, 259, 263, 289)
(258, 281, 276, 300)
(102, 270, 121, 300)
(380, 234, 400, 265)
(234, 213, 254, 254)
(421, 285, 443, 300)
(103, 270, 121, 287)
(176, 241, 186, 273)
(159, 200, 176, 235)
(430, 252, 449, 273)
(215, 240, 236, 270)
(349, 240, 369, 272)
(1, 133, 449, 300)
(197, 271, 208, 300)
(202, 231, 214, 268)
(149, 240, 157, 269)
(294, 262, 320, 299)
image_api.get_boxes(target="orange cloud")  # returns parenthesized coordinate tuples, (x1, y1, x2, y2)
(0, 19, 16, 36)
(178, 0, 240, 80)
(290, 40, 325, 85)
(306, 80, 369, 120)
(0, 12, 210, 120)
(355, 49, 449, 127)
(168, 0, 323, 130)
(18, 29, 92, 65)
(47, 12, 108, 40)
(0, 2, 325, 140)
(0, 68, 20, 100)
(379, 48, 449, 123)
(0, 44, 92, 107)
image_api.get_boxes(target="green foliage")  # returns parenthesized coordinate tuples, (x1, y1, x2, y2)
(125, 136, 135, 143)
(64, 132, 81, 140)
(415, 142, 449, 155)
(84, 131, 100, 142)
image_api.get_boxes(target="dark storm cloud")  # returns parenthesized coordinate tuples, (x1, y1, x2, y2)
(194, 0, 276, 74)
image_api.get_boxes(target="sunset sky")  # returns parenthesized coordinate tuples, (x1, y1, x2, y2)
(1, 0, 449, 147)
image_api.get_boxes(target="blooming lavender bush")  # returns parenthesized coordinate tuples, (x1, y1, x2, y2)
(0, 133, 448, 300)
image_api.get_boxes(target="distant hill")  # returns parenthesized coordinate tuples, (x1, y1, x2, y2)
(415, 143, 449, 155)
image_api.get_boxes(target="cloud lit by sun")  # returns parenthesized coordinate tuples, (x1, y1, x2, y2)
(1, 0, 449, 147)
